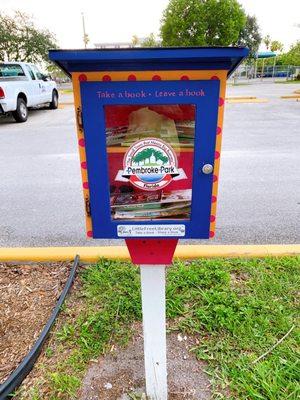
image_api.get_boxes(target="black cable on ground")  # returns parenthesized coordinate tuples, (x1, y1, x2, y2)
(0, 255, 80, 400)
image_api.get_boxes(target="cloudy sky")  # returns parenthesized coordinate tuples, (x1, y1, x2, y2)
(1, 0, 299, 51)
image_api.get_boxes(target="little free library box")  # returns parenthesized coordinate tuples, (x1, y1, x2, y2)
(49, 47, 248, 262)
(49, 47, 249, 398)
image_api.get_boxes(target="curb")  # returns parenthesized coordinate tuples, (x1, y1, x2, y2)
(281, 95, 300, 99)
(226, 98, 268, 103)
(58, 102, 74, 106)
(226, 96, 257, 100)
(0, 244, 299, 263)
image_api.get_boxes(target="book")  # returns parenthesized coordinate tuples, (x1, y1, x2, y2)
(106, 120, 195, 147)
(110, 189, 192, 220)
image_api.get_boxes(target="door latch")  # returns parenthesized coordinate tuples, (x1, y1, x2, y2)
(76, 106, 83, 131)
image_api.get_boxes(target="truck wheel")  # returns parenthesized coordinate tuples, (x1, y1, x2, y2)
(49, 90, 58, 109)
(12, 98, 28, 122)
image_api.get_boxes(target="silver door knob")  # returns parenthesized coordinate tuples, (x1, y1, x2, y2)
(202, 164, 213, 174)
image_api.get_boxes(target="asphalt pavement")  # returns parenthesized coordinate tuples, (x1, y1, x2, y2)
(0, 82, 299, 247)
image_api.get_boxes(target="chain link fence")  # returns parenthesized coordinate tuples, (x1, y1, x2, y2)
(229, 64, 300, 84)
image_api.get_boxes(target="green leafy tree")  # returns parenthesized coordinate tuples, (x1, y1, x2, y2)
(145, 148, 154, 164)
(160, 0, 246, 47)
(46, 63, 68, 80)
(279, 41, 300, 66)
(238, 15, 261, 58)
(153, 150, 168, 164)
(133, 148, 169, 165)
(131, 34, 160, 48)
(262, 41, 300, 67)
(133, 152, 141, 166)
(153, 150, 163, 162)
(268, 40, 284, 74)
(0, 11, 57, 63)
(160, 0, 206, 46)
(134, 149, 152, 165)
(133, 150, 147, 166)
(263, 34, 271, 50)
(270, 40, 284, 53)
(203, 0, 246, 46)
(141, 33, 160, 47)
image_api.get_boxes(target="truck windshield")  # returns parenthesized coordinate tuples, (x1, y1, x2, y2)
(0, 64, 26, 78)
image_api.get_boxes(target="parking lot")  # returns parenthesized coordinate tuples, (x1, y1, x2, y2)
(0, 82, 299, 247)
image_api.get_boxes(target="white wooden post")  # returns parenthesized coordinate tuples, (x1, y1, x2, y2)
(140, 265, 168, 400)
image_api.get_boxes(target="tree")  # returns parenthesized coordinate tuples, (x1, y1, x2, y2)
(263, 34, 271, 50)
(144, 148, 154, 164)
(46, 63, 69, 80)
(203, 0, 246, 46)
(279, 41, 300, 66)
(269, 40, 284, 74)
(160, 0, 246, 47)
(141, 33, 160, 47)
(238, 15, 261, 58)
(270, 40, 283, 53)
(161, 0, 206, 46)
(131, 35, 140, 47)
(0, 11, 57, 63)
(133, 151, 143, 166)
(134, 149, 151, 165)
(153, 150, 168, 164)
(131, 34, 160, 48)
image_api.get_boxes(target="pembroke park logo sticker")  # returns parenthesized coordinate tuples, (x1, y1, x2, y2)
(115, 138, 186, 190)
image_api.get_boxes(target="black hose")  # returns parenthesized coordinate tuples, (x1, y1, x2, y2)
(0, 255, 80, 399)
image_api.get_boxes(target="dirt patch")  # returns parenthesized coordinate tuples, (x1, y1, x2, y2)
(230, 271, 249, 290)
(0, 262, 71, 383)
(79, 325, 211, 400)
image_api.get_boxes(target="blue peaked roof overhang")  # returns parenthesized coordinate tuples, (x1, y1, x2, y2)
(49, 47, 249, 78)
(256, 51, 276, 59)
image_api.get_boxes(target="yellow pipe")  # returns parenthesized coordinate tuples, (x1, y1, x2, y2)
(226, 98, 268, 103)
(0, 245, 299, 263)
(281, 95, 300, 99)
(226, 96, 257, 100)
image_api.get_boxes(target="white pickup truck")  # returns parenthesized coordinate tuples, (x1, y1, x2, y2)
(0, 62, 58, 122)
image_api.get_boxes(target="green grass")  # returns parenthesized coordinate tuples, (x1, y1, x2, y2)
(59, 89, 73, 93)
(49, 373, 81, 398)
(167, 258, 300, 399)
(17, 257, 299, 399)
(228, 82, 250, 86)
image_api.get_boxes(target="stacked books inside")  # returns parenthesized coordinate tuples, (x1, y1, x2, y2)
(106, 123, 194, 148)
(106, 107, 195, 148)
(110, 189, 192, 220)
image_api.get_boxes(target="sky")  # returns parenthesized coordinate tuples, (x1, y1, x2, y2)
(1, 0, 300, 51)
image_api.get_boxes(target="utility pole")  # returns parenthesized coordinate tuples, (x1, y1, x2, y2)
(81, 12, 89, 49)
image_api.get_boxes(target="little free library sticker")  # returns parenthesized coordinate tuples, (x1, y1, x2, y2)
(117, 224, 186, 237)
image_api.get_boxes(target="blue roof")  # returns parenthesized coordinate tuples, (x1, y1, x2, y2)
(49, 47, 249, 78)
(256, 51, 276, 59)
